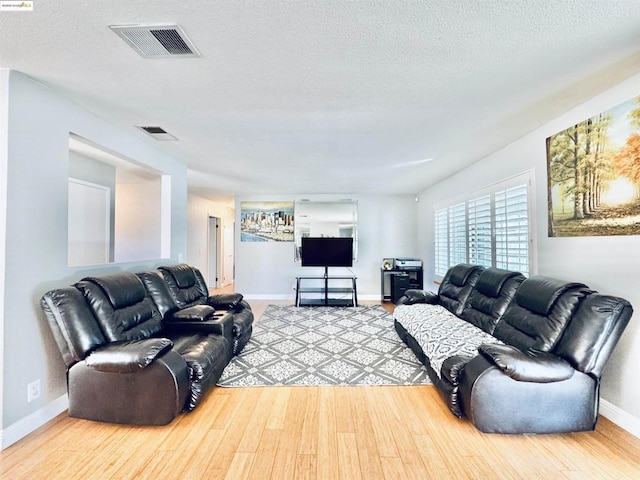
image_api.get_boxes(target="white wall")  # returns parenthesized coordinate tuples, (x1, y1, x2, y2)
(234, 194, 419, 300)
(416, 71, 640, 435)
(187, 193, 235, 286)
(0, 69, 10, 450)
(0, 70, 188, 448)
(114, 178, 162, 262)
(68, 151, 116, 261)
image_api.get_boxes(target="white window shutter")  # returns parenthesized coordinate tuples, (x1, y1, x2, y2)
(433, 172, 531, 278)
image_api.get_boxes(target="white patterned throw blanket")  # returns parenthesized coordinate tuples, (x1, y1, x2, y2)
(218, 304, 432, 387)
(393, 303, 502, 379)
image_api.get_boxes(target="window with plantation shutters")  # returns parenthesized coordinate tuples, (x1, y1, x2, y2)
(468, 195, 492, 268)
(449, 203, 466, 266)
(433, 172, 532, 277)
(495, 185, 529, 274)
(434, 208, 448, 276)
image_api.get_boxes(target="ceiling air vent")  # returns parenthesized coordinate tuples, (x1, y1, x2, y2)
(110, 24, 200, 58)
(136, 126, 178, 141)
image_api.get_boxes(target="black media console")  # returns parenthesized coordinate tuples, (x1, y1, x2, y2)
(295, 274, 357, 307)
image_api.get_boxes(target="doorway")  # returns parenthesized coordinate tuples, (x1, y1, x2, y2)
(208, 216, 221, 288)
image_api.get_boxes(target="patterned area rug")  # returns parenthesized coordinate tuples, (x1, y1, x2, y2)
(217, 304, 431, 387)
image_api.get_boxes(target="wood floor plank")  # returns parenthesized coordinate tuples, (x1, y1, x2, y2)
(234, 388, 274, 453)
(177, 428, 227, 479)
(337, 432, 362, 480)
(316, 387, 339, 480)
(351, 388, 386, 479)
(411, 434, 455, 480)
(379, 455, 408, 480)
(334, 386, 357, 433)
(270, 387, 308, 479)
(223, 452, 255, 480)
(364, 387, 400, 458)
(246, 429, 280, 479)
(265, 386, 291, 430)
(198, 390, 262, 478)
(298, 386, 320, 455)
(294, 453, 317, 480)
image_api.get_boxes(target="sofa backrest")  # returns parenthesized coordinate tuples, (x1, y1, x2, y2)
(493, 276, 590, 352)
(438, 264, 484, 316)
(459, 268, 525, 334)
(554, 293, 633, 377)
(137, 270, 179, 318)
(158, 264, 209, 309)
(41, 287, 107, 367)
(76, 272, 164, 343)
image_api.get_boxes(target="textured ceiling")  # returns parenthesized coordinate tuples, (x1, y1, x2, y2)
(2, 1, 640, 200)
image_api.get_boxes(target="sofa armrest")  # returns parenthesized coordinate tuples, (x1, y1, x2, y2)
(166, 305, 216, 322)
(396, 289, 439, 306)
(206, 293, 244, 310)
(84, 338, 173, 373)
(478, 343, 574, 383)
(163, 311, 234, 338)
(441, 354, 475, 385)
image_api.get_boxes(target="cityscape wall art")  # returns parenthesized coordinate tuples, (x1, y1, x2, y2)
(240, 201, 295, 242)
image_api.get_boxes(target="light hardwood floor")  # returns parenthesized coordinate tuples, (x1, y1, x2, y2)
(3, 297, 640, 479)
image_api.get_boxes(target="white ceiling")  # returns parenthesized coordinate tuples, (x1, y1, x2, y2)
(2, 1, 640, 201)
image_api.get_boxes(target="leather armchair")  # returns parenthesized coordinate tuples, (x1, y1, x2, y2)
(158, 264, 254, 355)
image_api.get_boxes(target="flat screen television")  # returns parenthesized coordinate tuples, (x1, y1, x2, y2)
(301, 237, 353, 267)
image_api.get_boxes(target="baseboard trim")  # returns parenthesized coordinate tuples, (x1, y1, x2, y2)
(358, 294, 383, 301)
(1, 394, 68, 450)
(600, 398, 640, 439)
(245, 294, 292, 300)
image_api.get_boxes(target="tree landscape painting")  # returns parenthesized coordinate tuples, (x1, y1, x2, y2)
(547, 95, 640, 237)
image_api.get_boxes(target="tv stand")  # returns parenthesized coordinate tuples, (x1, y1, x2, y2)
(295, 273, 358, 307)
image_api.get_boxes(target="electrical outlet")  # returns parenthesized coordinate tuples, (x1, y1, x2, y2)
(27, 379, 40, 402)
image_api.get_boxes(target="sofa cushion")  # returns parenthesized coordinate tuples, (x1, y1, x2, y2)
(136, 271, 178, 318)
(515, 276, 586, 316)
(40, 287, 107, 366)
(168, 264, 198, 289)
(493, 277, 589, 352)
(475, 268, 518, 298)
(76, 274, 164, 343)
(448, 263, 479, 287)
(393, 303, 502, 379)
(459, 269, 525, 334)
(438, 265, 484, 316)
(83, 272, 147, 310)
(554, 294, 633, 376)
(159, 264, 208, 308)
(166, 332, 231, 410)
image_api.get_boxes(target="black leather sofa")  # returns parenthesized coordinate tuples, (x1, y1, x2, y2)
(40, 265, 253, 425)
(393, 263, 633, 434)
